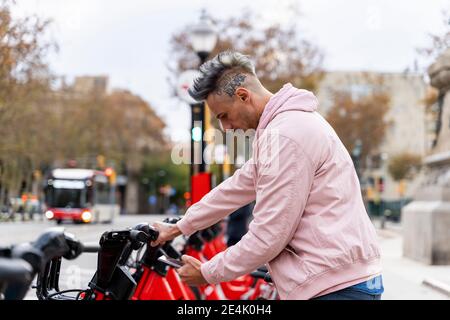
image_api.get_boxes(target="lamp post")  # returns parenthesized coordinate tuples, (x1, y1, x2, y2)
(352, 139, 363, 181)
(190, 10, 218, 65)
(189, 10, 217, 175)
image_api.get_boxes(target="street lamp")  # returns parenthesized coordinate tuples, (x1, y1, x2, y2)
(190, 10, 218, 65)
(189, 10, 218, 175)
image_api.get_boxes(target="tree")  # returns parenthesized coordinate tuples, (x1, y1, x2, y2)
(387, 153, 422, 182)
(141, 152, 189, 211)
(168, 6, 324, 185)
(326, 75, 391, 168)
(387, 152, 422, 198)
(417, 10, 450, 69)
(0, 1, 169, 213)
(168, 8, 324, 96)
(0, 0, 56, 203)
(48, 87, 167, 174)
(17, 83, 169, 214)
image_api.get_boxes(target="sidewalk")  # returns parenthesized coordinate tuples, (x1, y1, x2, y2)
(374, 219, 450, 300)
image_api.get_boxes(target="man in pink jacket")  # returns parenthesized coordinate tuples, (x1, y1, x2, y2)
(152, 51, 383, 300)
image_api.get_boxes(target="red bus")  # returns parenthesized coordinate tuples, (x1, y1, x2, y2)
(44, 168, 119, 224)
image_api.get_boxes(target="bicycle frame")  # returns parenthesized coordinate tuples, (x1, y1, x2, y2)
(182, 229, 264, 300)
(131, 236, 197, 300)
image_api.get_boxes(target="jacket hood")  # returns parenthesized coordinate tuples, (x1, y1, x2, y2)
(257, 83, 319, 130)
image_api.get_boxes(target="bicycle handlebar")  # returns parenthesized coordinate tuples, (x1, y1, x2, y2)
(132, 223, 159, 242)
(80, 243, 100, 253)
(2, 220, 193, 301)
(163, 217, 181, 224)
(250, 270, 272, 283)
(0, 258, 35, 300)
(0, 258, 33, 283)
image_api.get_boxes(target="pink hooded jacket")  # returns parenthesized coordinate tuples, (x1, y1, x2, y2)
(177, 83, 382, 300)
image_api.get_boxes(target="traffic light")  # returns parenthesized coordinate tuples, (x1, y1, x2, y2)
(105, 167, 116, 185)
(192, 126, 202, 142)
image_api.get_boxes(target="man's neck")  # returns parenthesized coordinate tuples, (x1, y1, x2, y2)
(257, 89, 274, 119)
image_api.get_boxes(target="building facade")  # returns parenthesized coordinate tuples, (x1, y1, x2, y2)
(315, 71, 430, 202)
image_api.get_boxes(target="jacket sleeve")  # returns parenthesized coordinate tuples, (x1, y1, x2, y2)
(176, 159, 257, 236)
(199, 135, 315, 284)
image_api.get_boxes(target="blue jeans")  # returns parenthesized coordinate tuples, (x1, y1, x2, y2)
(311, 287, 382, 300)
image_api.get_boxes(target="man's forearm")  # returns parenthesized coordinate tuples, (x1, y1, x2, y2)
(176, 163, 257, 237)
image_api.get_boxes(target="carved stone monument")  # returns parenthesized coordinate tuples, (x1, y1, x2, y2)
(402, 48, 450, 265)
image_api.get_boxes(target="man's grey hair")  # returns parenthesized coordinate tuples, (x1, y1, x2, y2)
(188, 51, 256, 101)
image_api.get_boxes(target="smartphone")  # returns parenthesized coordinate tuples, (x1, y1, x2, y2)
(157, 255, 185, 269)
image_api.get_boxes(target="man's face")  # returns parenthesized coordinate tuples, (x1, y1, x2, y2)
(206, 89, 259, 131)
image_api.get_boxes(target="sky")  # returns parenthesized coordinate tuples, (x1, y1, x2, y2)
(13, 0, 450, 142)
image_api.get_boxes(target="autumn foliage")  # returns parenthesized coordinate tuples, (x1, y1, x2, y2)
(0, 1, 166, 204)
(168, 9, 324, 95)
(326, 82, 391, 168)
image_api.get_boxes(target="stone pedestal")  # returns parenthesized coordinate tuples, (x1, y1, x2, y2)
(402, 155, 450, 264)
(402, 48, 450, 265)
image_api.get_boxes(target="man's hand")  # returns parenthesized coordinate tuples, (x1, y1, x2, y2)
(177, 255, 208, 286)
(150, 221, 182, 247)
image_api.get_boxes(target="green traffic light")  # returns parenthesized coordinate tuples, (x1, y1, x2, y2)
(192, 127, 202, 142)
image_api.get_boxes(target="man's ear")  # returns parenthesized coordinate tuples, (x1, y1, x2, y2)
(235, 88, 249, 102)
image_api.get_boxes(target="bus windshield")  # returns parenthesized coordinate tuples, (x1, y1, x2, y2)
(46, 179, 87, 208)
